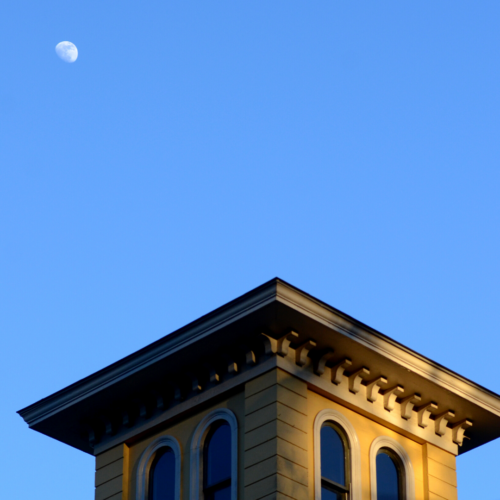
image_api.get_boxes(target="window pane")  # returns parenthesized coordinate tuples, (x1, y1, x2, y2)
(212, 485, 231, 500)
(376, 451, 400, 500)
(321, 486, 342, 500)
(320, 425, 346, 486)
(205, 423, 231, 487)
(149, 448, 176, 500)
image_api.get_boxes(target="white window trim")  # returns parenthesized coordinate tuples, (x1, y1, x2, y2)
(369, 436, 415, 500)
(314, 409, 362, 500)
(190, 408, 238, 500)
(136, 435, 182, 500)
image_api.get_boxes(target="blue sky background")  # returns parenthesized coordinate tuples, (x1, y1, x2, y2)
(2, 1, 500, 498)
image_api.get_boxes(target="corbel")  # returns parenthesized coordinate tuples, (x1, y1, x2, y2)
(261, 331, 299, 356)
(145, 388, 166, 411)
(416, 402, 438, 428)
(366, 376, 388, 402)
(381, 385, 404, 411)
(400, 393, 421, 420)
(185, 373, 202, 396)
(137, 399, 151, 419)
(277, 331, 299, 356)
(295, 339, 317, 367)
(166, 381, 182, 405)
(331, 358, 353, 385)
(435, 410, 455, 436)
(155, 393, 165, 410)
(349, 367, 370, 394)
(100, 415, 116, 436)
(190, 375, 202, 393)
(83, 424, 99, 448)
(88, 427, 98, 448)
(122, 409, 135, 428)
(203, 364, 221, 386)
(238, 344, 257, 367)
(261, 333, 277, 355)
(452, 419, 473, 446)
(314, 348, 335, 375)
(221, 354, 239, 378)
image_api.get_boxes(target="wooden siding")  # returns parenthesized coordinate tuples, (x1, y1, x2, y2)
(423, 443, 457, 500)
(95, 444, 129, 500)
(245, 368, 309, 500)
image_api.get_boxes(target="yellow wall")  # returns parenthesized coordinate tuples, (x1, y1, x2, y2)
(308, 390, 424, 499)
(127, 390, 245, 500)
(307, 389, 457, 500)
(96, 368, 458, 500)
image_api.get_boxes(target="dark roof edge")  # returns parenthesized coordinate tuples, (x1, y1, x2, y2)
(18, 277, 500, 426)
(17, 277, 281, 426)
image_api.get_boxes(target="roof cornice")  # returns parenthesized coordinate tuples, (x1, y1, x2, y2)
(18, 278, 280, 427)
(17, 278, 500, 455)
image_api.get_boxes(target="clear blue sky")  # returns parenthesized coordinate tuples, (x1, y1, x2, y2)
(2, 1, 499, 498)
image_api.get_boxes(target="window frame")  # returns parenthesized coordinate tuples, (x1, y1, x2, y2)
(314, 409, 362, 500)
(203, 421, 232, 500)
(320, 421, 350, 498)
(136, 435, 182, 500)
(190, 408, 238, 500)
(369, 436, 415, 500)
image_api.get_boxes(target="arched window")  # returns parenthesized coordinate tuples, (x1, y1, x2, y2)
(203, 422, 231, 500)
(149, 448, 176, 500)
(190, 408, 238, 500)
(136, 436, 181, 500)
(375, 448, 404, 500)
(369, 437, 415, 500)
(314, 409, 362, 500)
(320, 422, 350, 500)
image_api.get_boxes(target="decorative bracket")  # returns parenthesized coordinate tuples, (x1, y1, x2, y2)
(295, 339, 317, 367)
(203, 363, 220, 386)
(166, 381, 182, 405)
(238, 344, 256, 367)
(452, 419, 473, 446)
(331, 358, 352, 385)
(366, 376, 388, 402)
(349, 367, 370, 394)
(314, 348, 335, 375)
(186, 373, 202, 395)
(381, 385, 404, 411)
(435, 410, 455, 436)
(100, 416, 116, 436)
(400, 393, 422, 420)
(261, 331, 299, 356)
(83, 423, 99, 448)
(122, 409, 134, 428)
(137, 399, 151, 419)
(417, 402, 438, 428)
(225, 357, 239, 377)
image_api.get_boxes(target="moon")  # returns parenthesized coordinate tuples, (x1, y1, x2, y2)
(55, 41, 78, 63)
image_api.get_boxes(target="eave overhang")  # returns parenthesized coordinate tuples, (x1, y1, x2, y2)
(18, 278, 500, 456)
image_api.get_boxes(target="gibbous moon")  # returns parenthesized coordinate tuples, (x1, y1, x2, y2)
(55, 41, 78, 63)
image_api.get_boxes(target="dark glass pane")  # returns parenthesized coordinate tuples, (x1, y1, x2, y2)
(320, 425, 345, 486)
(321, 486, 342, 500)
(149, 448, 176, 500)
(376, 452, 400, 500)
(205, 423, 231, 487)
(212, 485, 231, 500)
